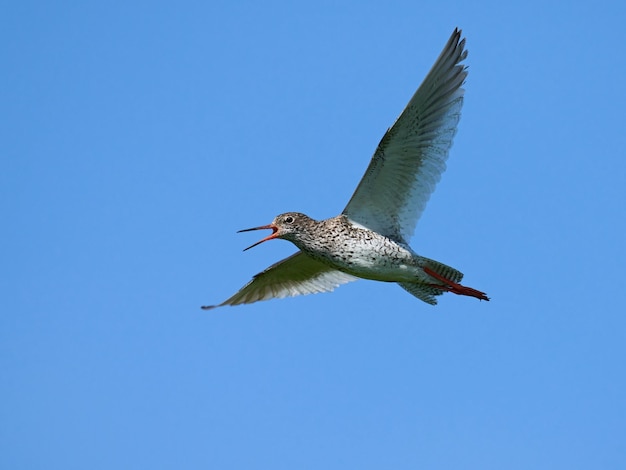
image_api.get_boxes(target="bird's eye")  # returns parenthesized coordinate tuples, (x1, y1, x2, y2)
(284, 216, 294, 223)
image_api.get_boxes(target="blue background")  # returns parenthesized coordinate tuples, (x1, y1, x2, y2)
(3, 1, 625, 468)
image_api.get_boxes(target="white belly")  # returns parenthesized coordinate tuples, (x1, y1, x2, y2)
(305, 237, 424, 282)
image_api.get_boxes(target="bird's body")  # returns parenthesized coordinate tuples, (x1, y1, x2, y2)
(270, 213, 432, 283)
(203, 28, 489, 309)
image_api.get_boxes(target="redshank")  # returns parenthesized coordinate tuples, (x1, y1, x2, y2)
(203, 28, 489, 309)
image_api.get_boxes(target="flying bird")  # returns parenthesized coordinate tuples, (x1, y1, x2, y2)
(203, 28, 489, 309)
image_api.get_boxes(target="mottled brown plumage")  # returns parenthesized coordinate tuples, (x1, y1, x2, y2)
(202, 28, 489, 310)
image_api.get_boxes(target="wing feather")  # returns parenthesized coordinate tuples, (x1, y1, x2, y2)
(343, 28, 468, 242)
(203, 251, 358, 309)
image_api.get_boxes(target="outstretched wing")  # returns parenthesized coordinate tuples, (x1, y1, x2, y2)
(343, 28, 468, 243)
(202, 251, 358, 309)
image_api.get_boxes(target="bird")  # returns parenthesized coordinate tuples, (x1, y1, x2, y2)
(203, 28, 489, 310)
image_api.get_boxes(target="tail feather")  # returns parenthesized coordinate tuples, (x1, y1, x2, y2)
(399, 258, 465, 305)
(398, 282, 443, 305)
(422, 257, 464, 284)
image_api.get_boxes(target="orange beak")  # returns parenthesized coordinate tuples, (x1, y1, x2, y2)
(238, 224, 279, 251)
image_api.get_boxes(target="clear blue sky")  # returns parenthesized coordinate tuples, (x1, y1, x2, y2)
(2, 1, 625, 469)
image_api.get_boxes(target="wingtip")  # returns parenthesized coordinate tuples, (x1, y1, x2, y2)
(200, 304, 218, 310)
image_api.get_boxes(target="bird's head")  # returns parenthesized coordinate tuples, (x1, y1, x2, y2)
(238, 212, 315, 251)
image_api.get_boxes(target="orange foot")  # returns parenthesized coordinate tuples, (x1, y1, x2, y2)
(423, 266, 490, 301)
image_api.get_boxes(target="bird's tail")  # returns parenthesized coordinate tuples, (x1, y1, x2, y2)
(422, 257, 464, 284)
(398, 258, 466, 305)
(414, 257, 490, 302)
(398, 258, 489, 305)
(398, 282, 444, 305)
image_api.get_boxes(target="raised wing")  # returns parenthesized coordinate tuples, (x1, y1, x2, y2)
(343, 28, 468, 242)
(202, 251, 358, 309)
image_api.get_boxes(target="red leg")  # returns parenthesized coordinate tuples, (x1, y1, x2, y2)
(423, 266, 490, 301)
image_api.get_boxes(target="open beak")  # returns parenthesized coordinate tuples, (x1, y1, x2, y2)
(238, 224, 279, 251)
